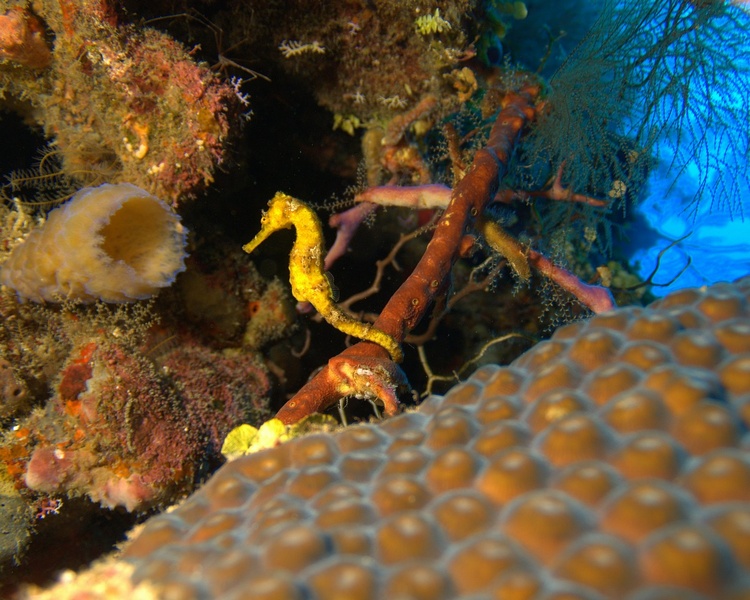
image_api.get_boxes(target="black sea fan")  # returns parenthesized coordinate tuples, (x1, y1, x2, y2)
(513, 0, 750, 220)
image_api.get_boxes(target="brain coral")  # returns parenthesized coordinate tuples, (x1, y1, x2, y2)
(0, 183, 187, 303)
(28, 278, 750, 599)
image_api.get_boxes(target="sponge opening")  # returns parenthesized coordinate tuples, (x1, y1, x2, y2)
(98, 196, 183, 280)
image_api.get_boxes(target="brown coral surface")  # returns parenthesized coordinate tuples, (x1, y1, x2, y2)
(33, 276, 749, 599)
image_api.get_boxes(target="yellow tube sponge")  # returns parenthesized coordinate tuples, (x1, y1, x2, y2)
(0, 183, 188, 303)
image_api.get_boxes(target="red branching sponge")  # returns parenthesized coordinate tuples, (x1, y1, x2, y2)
(275, 85, 543, 424)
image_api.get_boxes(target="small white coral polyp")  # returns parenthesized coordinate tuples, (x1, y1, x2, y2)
(0, 183, 188, 303)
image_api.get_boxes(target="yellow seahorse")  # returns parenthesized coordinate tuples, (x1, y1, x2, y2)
(243, 192, 404, 363)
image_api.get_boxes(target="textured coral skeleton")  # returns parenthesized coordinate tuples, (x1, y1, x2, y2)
(0, 0, 238, 204)
(28, 276, 750, 599)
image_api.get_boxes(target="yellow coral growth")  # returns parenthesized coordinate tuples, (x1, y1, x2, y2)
(243, 193, 404, 362)
(415, 9, 452, 35)
(221, 414, 339, 460)
(221, 419, 289, 459)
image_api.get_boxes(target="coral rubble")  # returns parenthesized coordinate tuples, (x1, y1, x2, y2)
(0, 7, 51, 69)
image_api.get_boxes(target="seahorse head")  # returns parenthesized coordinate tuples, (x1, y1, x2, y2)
(261, 192, 301, 230)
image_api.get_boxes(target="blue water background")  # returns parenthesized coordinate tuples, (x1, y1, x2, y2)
(507, 0, 750, 295)
(604, 3, 750, 295)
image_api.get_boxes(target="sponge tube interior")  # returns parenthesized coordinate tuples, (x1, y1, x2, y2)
(99, 195, 185, 286)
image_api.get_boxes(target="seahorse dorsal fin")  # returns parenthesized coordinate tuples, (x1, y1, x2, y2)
(325, 271, 340, 302)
